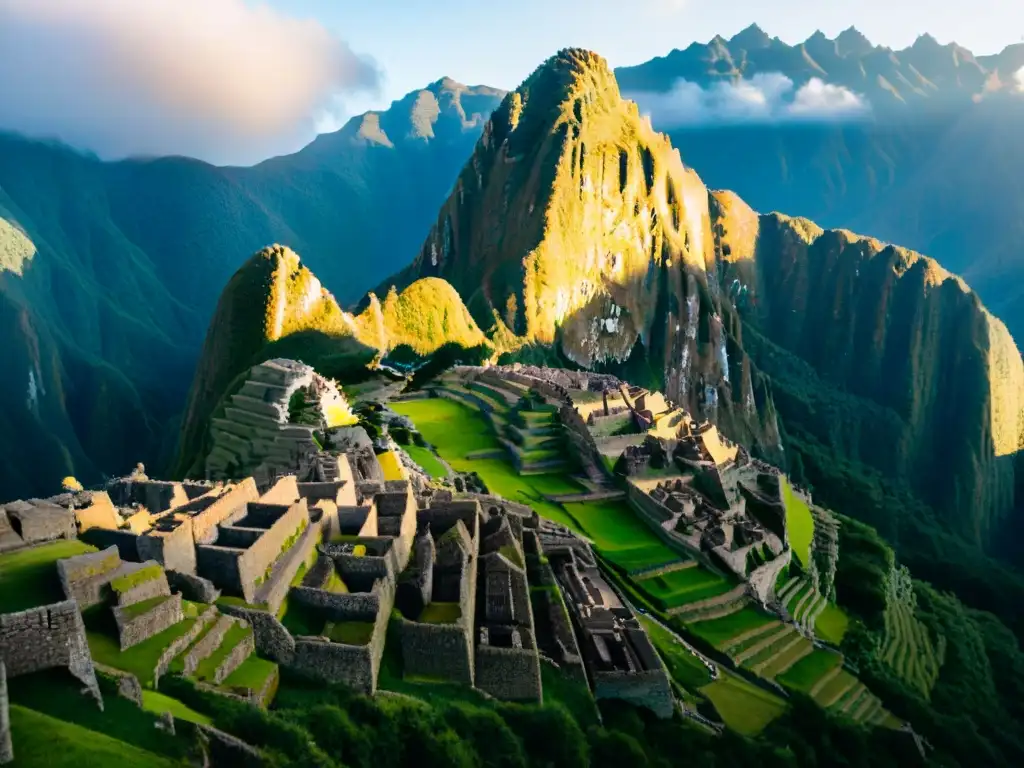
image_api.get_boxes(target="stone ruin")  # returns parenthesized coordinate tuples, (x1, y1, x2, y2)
(206, 358, 355, 485)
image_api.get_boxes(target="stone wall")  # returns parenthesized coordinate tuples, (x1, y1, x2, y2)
(57, 546, 122, 609)
(0, 663, 11, 765)
(399, 620, 474, 685)
(197, 724, 264, 767)
(217, 605, 296, 665)
(167, 571, 221, 603)
(94, 663, 143, 707)
(214, 629, 255, 684)
(0, 600, 101, 704)
(115, 566, 171, 608)
(138, 519, 197, 574)
(475, 645, 542, 702)
(259, 523, 320, 615)
(154, 604, 217, 686)
(593, 669, 674, 718)
(183, 616, 234, 675)
(114, 593, 184, 650)
(188, 480, 259, 545)
(290, 639, 375, 694)
(289, 585, 379, 622)
(4, 501, 76, 545)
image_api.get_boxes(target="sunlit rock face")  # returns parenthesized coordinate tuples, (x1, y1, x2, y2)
(399, 49, 782, 457)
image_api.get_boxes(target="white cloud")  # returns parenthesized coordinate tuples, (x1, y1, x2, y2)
(627, 74, 871, 128)
(1015, 66, 1024, 92)
(0, 0, 381, 164)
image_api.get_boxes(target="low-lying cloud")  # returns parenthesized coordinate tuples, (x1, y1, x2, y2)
(0, 0, 381, 164)
(628, 73, 871, 128)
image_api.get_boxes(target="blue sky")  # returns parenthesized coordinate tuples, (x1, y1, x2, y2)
(279, 0, 1024, 110)
(1, 0, 1021, 164)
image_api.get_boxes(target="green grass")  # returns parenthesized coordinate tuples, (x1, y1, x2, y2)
(327, 620, 375, 645)
(814, 602, 850, 645)
(7, 705, 179, 768)
(404, 444, 448, 478)
(222, 655, 279, 693)
(194, 623, 251, 682)
(562, 500, 683, 573)
(325, 570, 349, 593)
(279, 599, 326, 636)
(391, 398, 502, 459)
(419, 601, 462, 624)
(686, 607, 777, 648)
(638, 615, 714, 689)
(110, 564, 163, 594)
(141, 690, 213, 725)
(699, 672, 787, 736)
(781, 476, 814, 567)
(636, 567, 732, 610)
(119, 595, 172, 621)
(498, 543, 524, 568)
(776, 649, 843, 692)
(86, 609, 202, 687)
(540, 662, 599, 727)
(0, 539, 96, 613)
(759, 636, 814, 679)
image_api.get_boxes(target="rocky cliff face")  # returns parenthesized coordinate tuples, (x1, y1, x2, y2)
(390, 48, 1024, 551)
(400, 49, 782, 456)
(713, 194, 1024, 543)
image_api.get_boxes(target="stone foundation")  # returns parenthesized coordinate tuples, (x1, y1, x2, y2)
(56, 546, 122, 610)
(475, 645, 542, 702)
(0, 663, 11, 764)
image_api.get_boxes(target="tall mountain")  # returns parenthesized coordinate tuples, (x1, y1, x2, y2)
(0, 78, 504, 499)
(615, 27, 1024, 344)
(389, 48, 1024, 563)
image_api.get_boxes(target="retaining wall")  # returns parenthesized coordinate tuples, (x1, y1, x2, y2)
(114, 593, 183, 650)
(475, 645, 542, 702)
(593, 668, 674, 718)
(217, 605, 296, 665)
(167, 571, 220, 603)
(138, 519, 197, 574)
(115, 567, 171, 608)
(154, 604, 217, 686)
(213, 630, 255, 684)
(56, 546, 121, 609)
(0, 663, 11, 764)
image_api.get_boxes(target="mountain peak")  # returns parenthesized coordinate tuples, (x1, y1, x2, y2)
(912, 32, 942, 50)
(835, 26, 874, 57)
(730, 23, 772, 50)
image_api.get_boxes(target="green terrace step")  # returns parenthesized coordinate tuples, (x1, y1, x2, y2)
(194, 621, 254, 685)
(721, 621, 785, 656)
(816, 670, 860, 708)
(752, 634, 813, 679)
(735, 625, 796, 666)
(808, 661, 845, 700)
(836, 683, 867, 715)
(467, 380, 520, 406)
(777, 577, 805, 604)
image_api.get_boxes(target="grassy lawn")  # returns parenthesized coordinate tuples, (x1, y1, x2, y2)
(0, 539, 96, 613)
(686, 607, 777, 648)
(222, 656, 278, 693)
(326, 620, 375, 645)
(7, 705, 179, 768)
(141, 690, 213, 725)
(8, 669, 191, 759)
(636, 567, 732, 610)
(377, 450, 407, 481)
(195, 623, 252, 682)
(776, 649, 843, 692)
(699, 672, 787, 736)
(759, 636, 814, 679)
(280, 599, 327, 636)
(814, 602, 850, 645)
(563, 500, 683, 573)
(404, 444, 448, 478)
(419, 602, 461, 624)
(391, 398, 501, 459)
(781, 477, 814, 567)
(638, 615, 714, 689)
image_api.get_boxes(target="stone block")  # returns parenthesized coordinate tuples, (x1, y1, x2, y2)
(113, 593, 184, 650)
(6, 503, 75, 544)
(56, 545, 122, 609)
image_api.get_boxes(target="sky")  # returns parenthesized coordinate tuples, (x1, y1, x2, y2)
(0, 0, 1022, 165)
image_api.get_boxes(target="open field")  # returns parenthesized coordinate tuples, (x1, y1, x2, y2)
(141, 690, 213, 725)
(562, 500, 685, 573)
(0, 539, 96, 612)
(403, 444, 448, 478)
(391, 398, 502, 459)
(699, 673, 787, 736)
(781, 477, 814, 567)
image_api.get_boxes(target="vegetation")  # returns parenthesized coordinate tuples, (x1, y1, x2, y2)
(0, 539, 96, 612)
(327, 621, 375, 645)
(140, 690, 213, 726)
(222, 656, 279, 694)
(110, 564, 164, 594)
(638, 615, 714, 689)
(814, 602, 850, 646)
(635, 567, 733, 611)
(686, 607, 777, 648)
(194, 623, 252, 682)
(419, 602, 462, 624)
(699, 673, 788, 736)
(404, 444, 448, 478)
(780, 477, 814, 567)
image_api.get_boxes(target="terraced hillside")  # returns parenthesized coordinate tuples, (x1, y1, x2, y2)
(390, 381, 898, 737)
(880, 566, 946, 698)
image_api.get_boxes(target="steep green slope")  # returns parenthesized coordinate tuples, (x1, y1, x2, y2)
(396, 48, 783, 458)
(0, 78, 504, 499)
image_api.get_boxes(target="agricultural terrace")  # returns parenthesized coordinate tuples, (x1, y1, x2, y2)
(881, 598, 945, 698)
(781, 477, 814, 567)
(699, 673, 788, 736)
(403, 444, 447, 478)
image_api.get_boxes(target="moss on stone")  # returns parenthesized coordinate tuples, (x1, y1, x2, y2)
(110, 564, 164, 594)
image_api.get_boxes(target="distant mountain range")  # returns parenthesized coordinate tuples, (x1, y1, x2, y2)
(3, 24, 1024, 507)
